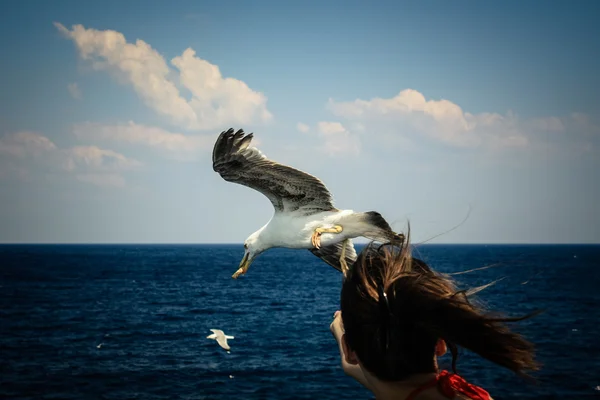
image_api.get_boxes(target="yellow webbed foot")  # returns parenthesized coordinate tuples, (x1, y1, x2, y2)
(311, 225, 343, 249)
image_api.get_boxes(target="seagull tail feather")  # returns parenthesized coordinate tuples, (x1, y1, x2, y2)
(357, 211, 406, 245)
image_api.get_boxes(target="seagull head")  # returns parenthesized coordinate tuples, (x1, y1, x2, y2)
(238, 232, 266, 275)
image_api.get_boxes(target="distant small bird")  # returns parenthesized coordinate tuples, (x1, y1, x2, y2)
(207, 329, 234, 351)
(96, 343, 103, 349)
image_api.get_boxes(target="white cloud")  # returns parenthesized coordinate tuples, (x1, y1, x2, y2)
(65, 146, 142, 172)
(327, 89, 529, 148)
(55, 22, 273, 131)
(325, 88, 600, 153)
(1, 131, 56, 158)
(570, 112, 589, 127)
(316, 121, 360, 156)
(76, 173, 125, 188)
(296, 122, 310, 133)
(68, 82, 82, 99)
(72, 121, 212, 161)
(318, 121, 346, 135)
(569, 112, 600, 137)
(526, 116, 564, 132)
(0, 131, 140, 186)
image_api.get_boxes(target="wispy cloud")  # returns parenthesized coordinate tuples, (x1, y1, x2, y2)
(0, 131, 141, 186)
(76, 173, 125, 188)
(325, 88, 598, 153)
(72, 121, 213, 161)
(65, 145, 142, 172)
(55, 22, 273, 131)
(316, 121, 360, 156)
(0, 131, 57, 158)
(327, 89, 528, 148)
(67, 82, 82, 100)
(296, 122, 310, 133)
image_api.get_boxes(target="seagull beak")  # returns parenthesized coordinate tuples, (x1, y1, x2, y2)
(232, 250, 253, 279)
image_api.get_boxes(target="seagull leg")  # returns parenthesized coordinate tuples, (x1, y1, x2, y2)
(311, 225, 343, 249)
(339, 239, 350, 276)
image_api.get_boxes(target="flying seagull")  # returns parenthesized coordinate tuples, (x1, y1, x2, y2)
(212, 128, 405, 279)
(207, 329, 234, 351)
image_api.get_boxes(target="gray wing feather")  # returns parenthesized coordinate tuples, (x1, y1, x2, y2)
(309, 239, 357, 273)
(213, 128, 337, 215)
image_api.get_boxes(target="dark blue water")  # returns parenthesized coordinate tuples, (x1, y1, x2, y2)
(1, 244, 599, 399)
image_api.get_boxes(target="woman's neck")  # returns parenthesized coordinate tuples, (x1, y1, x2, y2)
(368, 372, 439, 400)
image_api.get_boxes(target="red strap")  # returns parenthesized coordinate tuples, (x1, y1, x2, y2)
(404, 370, 491, 400)
(437, 370, 491, 400)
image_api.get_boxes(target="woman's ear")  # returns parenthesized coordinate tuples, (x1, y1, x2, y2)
(342, 334, 360, 365)
(435, 339, 447, 357)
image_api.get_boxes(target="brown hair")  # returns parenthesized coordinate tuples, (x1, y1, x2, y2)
(340, 230, 541, 383)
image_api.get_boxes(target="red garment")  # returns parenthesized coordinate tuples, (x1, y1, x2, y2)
(405, 370, 491, 400)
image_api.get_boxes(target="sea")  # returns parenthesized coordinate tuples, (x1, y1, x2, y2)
(1, 244, 599, 400)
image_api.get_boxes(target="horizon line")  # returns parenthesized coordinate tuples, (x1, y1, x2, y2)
(0, 242, 598, 246)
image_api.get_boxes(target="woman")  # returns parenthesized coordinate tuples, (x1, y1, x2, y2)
(330, 234, 541, 400)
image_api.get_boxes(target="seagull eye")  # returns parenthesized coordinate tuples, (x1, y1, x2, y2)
(244, 243, 248, 249)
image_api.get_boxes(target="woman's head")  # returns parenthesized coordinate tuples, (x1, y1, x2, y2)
(340, 232, 540, 383)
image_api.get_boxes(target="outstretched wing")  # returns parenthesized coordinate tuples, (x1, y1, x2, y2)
(216, 336, 230, 350)
(309, 240, 357, 273)
(212, 128, 337, 215)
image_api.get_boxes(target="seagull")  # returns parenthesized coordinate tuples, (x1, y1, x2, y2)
(212, 128, 405, 279)
(207, 329, 234, 351)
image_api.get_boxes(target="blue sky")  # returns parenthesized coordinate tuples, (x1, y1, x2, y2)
(1, 0, 599, 244)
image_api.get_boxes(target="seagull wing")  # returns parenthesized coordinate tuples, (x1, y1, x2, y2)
(309, 239, 357, 273)
(213, 128, 337, 216)
(216, 336, 231, 350)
